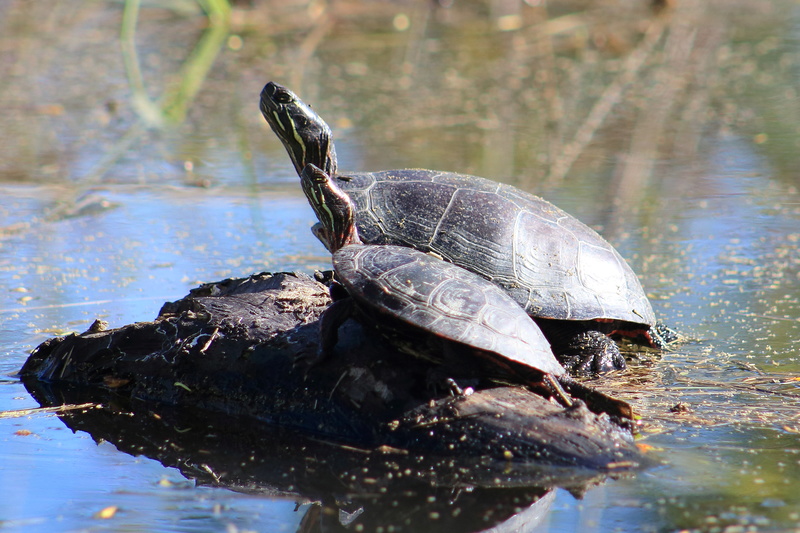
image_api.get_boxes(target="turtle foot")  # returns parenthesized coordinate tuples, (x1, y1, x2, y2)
(424, 369, 479, 398)
(557, 330, 626, 376)
(444, 378, 474, 398)
(651, 322, 680, 348)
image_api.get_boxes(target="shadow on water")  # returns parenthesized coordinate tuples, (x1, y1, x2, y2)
(1, 0, 800, 531)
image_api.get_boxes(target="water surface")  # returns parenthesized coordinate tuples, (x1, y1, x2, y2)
(2, 0, 800, 531)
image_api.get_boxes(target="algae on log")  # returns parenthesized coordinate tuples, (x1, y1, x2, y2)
(20, 271, 645, 471)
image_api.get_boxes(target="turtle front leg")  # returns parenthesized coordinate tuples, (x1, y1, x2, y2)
(301, 297, 354, 367)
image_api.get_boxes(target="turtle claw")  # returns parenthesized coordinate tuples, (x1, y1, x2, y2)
(313, 269, 336, 285)
(445, 378, 474, 398)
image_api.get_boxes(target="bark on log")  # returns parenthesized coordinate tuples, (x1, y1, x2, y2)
(20, 271, 646, 473)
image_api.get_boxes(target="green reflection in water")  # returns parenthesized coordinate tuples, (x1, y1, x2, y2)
(121, 0, 231, 126)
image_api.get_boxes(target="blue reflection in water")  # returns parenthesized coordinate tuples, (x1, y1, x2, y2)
(0, 185, 323, 530)
(3, 186, 326, 333)
(669, 135, 799, 359)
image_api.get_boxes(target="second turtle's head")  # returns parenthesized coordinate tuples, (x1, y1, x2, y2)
(301, 164, 359, 253)
(260, 82, 338, 177)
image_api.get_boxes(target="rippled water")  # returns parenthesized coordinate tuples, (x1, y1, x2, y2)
(2, 0, 800, 531)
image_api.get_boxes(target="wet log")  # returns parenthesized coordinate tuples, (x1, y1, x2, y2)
(20, 271, 645, 472)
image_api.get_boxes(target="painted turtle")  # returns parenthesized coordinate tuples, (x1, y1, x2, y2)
(301, 163, 631, 418)
(260, 82, 675, 374)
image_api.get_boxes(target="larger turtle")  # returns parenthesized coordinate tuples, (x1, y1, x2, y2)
(260, 82, 675, 374)
(301, 162, 631, 420)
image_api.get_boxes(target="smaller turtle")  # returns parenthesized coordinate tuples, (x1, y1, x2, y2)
(303, 163, 631, 419)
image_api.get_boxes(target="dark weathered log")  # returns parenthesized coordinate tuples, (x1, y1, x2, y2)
(20, 271, 646, 472)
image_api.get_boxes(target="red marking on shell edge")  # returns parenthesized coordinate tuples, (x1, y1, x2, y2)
(610, 328, 657, 348)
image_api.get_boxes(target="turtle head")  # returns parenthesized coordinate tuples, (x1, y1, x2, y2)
(260, 82, 338, 178)
(301, 163, 359, 253)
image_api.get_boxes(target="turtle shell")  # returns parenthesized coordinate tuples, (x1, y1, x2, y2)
(335, 170, 656, 329)
(333, 244, 565, 378)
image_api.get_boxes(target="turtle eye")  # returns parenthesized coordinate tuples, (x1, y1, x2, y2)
(273, 87, 293, 104)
